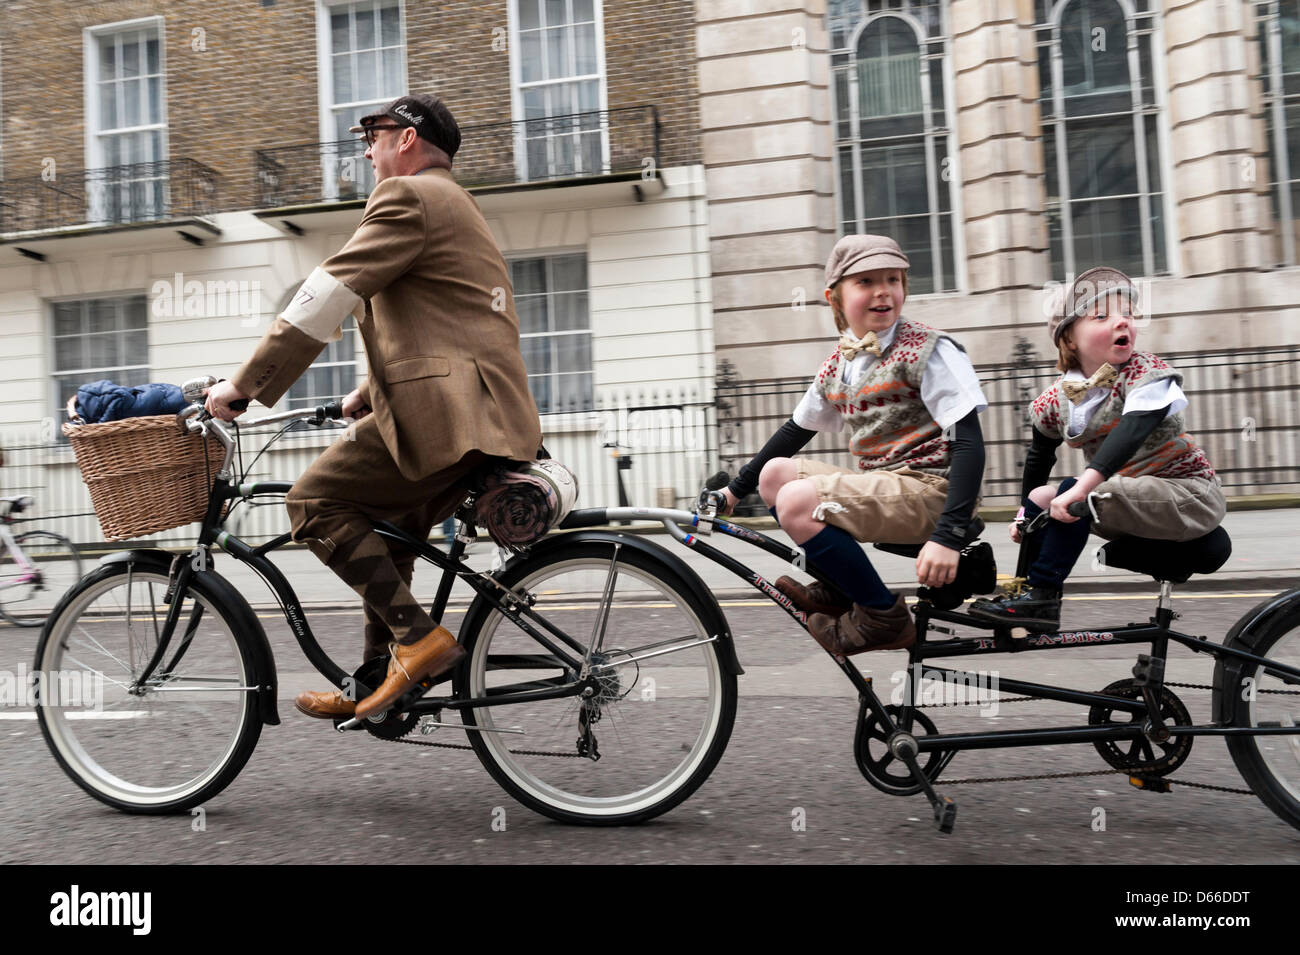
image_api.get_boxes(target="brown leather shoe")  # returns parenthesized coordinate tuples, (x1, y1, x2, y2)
(807, 595, 916, 655)
(774, 576, 853, 617)
(295, 690, 356, 720)
(354, 626, 465, 720)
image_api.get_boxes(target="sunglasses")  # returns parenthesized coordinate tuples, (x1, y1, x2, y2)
(359, 123, 407, 146)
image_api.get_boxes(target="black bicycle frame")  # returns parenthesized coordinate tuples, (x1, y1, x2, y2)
(132, 475, 605, 713)
(659, 515, 1300, 752)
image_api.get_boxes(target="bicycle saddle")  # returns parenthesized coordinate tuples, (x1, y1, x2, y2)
(871, 517, 985, 560)
(1097, 527, 1232, 584)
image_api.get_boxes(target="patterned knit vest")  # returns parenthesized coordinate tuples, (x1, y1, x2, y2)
(813, 318, 954, 475)
(1028, 352, 1217, 481)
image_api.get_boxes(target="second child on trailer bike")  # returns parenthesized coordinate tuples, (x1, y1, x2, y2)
(971, 267, 1229, 631)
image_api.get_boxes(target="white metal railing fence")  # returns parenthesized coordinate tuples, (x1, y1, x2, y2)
(0, 386, 718, 549)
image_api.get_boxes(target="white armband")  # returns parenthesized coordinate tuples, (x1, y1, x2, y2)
(282, 266, 362, 343)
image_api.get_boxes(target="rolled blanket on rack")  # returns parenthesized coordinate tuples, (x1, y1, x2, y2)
(473, 459, 579, 546)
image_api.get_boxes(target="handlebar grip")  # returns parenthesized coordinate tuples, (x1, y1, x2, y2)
(704, 470, 730, 492)
(1067, 500, 1090, 518)
(230, 399, 250, 412)
(321, 400, 344, 420)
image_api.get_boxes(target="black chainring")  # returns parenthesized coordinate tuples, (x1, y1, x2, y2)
(1088, 679, 1193, 776)
(854, 702, 954, 796)
(335, 656, 420, 741)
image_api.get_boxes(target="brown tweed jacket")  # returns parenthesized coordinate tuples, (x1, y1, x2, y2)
(231, 168, 542, 481)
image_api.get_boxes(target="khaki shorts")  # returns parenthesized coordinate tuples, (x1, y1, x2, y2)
(794, 459, 949, 545)
(1092, 474, 1227, 542)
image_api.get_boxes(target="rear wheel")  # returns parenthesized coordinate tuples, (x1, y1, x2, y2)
(1223, 619, 1300, 831)
(35, 561, 262, 813)
(454, 539, 737, 824)
(0, 531, 82, 627)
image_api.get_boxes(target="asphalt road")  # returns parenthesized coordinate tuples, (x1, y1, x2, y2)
(3, 591, 1298, 863)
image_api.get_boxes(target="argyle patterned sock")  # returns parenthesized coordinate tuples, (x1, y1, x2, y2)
(361, 547, 420, 660)
(327, 531, 435, 647)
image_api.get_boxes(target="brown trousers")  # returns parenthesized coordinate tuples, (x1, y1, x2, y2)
(285, 415, 490, 660)
(795, 459, 950, 545)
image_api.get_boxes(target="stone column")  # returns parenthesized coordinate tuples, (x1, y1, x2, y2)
(949, 0, 1050, 293)
(696, 0, 837, 379)
(1164, 0, 1276, 276)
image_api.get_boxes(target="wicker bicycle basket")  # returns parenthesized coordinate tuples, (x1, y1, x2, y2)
(62, 414, 220, 541)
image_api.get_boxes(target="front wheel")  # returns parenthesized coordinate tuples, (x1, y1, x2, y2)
(0, 531, 82, 627)
(455, 539, 737, 824)
(1223, 617, 1300, 831)
(35, 560, 263, 813)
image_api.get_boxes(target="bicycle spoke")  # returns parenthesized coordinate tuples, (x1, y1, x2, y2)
(68, 625, 134, 675)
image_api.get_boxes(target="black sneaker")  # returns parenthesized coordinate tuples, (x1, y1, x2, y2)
(967, 585, 1061, 630)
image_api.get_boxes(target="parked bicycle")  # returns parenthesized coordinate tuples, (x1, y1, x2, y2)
(33, 400, 1300, 834)
(0, 495, 81, 628)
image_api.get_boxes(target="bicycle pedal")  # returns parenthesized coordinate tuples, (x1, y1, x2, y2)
(1128, 775, 1171, 793)
(1132, 653, 1165, 685)
(933, 796, 957, 834)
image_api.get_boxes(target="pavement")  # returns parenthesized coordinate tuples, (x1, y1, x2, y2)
(60, 504, 1300, 613)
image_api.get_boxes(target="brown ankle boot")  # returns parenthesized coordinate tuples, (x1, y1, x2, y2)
(774, 576, 853, 617)
(807, 595, 916, 655)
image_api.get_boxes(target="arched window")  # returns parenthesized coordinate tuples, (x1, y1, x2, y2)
(1257, 0, 1299, 265)
(829, 0, 959, 293)
(1037, 0, 1168, 278)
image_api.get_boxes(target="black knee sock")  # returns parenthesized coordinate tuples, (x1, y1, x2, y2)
(801, 526, 895, 609)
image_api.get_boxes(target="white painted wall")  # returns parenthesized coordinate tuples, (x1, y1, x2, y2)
(0, 165, 714, 544)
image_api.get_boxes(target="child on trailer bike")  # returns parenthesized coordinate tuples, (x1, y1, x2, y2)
(719, 234, 992, 655)
(970, 267, 1228, 631)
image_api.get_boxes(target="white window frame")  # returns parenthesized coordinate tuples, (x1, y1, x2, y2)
(1257, 0, 1298, 265)
(314, 0, 408, 199)
(82, 17, 168, 223)
(48, 293, 151, 435)
(828, 0, 965, 294)
(1041, 0, 1177, 278)
(507, 0, 610, 182)
(508, 249, 593, 415)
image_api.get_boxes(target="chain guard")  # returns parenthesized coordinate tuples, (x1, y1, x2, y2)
(1088, 679, 1192, 776)
(854, 702, 955, 796)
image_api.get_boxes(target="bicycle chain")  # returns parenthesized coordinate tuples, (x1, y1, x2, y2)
(387, 734, 585, 758)
(383, 684, 1297, 772)
(910, 681, 1300, 709)
(906, 681, 1270, 793)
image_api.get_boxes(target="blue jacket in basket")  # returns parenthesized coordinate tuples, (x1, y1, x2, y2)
(74, 380, 188, 424)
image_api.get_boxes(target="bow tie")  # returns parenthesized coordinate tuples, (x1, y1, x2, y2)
(838, 330, 883, 361)
(1061, 363, 1119, 405)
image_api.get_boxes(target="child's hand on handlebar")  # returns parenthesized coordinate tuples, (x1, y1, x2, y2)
(1049, 483, 1089, 523)
(916, 540, 959, 588)
(718, 488, 738, 516)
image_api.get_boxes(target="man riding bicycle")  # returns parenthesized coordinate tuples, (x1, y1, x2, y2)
(205, 93, 542, 721)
